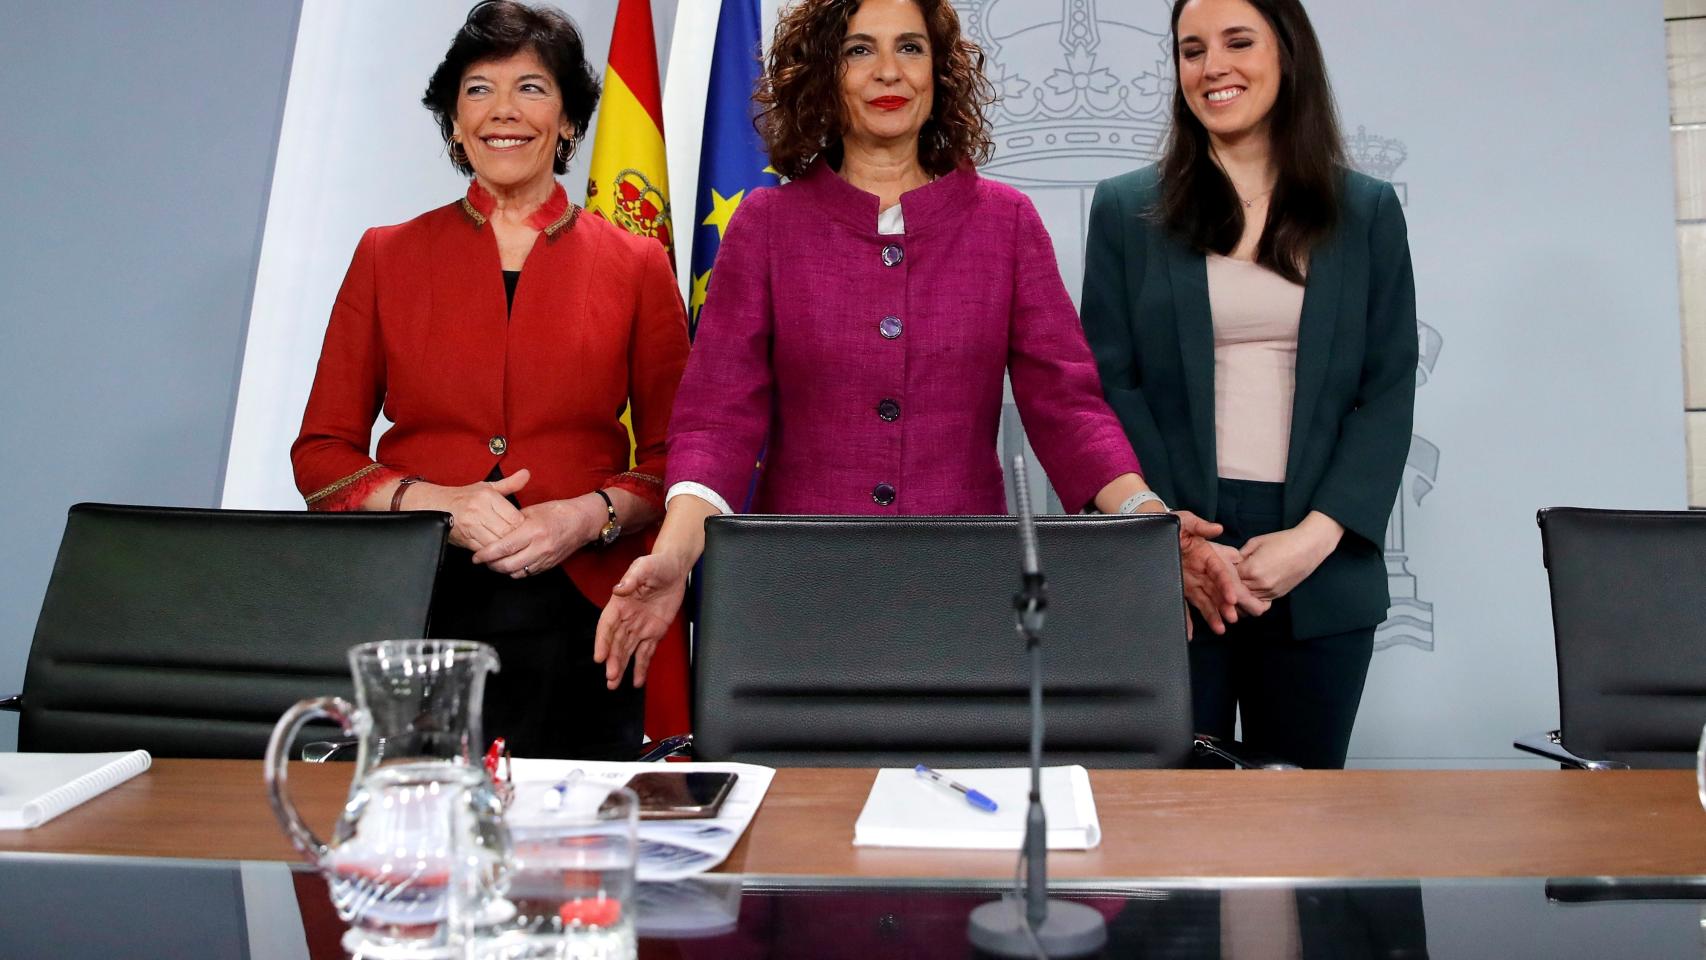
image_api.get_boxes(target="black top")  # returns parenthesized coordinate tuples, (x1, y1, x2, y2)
(492, 270, 523, 490)
(503, 270, 520, 314)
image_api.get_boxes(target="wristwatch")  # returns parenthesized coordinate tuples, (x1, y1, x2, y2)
(594, 489, 621, 545)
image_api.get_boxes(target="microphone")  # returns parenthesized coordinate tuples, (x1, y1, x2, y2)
(1011, 458, 1046, 638)
(1014, 466, 1041, 577)
(967, 455, 1107, 958)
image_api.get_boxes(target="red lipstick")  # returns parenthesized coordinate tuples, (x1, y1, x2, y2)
(869, 96, 908, 111)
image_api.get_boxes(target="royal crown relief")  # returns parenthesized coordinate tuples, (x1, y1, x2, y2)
(961, 0, 1436, 652)
(587, 168, 675, 256)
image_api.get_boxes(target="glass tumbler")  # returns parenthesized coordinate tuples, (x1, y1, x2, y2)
(472, 781, 639, 960)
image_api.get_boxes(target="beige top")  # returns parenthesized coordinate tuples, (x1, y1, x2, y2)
(1208, 254, 1306, 483)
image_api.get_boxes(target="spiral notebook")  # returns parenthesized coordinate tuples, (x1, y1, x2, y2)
(0, 750, 152, 829)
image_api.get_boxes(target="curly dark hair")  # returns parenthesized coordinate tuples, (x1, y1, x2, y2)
(755, 0, 995, 180)
(421, 0, 601, 176)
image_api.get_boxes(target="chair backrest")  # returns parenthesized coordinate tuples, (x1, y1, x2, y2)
(1539, 507, 1706, 769)
(19, 503, 448, 757)
(694, 514, 1192, 768)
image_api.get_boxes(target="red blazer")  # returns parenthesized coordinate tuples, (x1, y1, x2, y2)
(291, 182, 691, 609)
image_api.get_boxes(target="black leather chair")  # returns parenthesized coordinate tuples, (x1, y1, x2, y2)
(3, 503, 448, 758)
(1515, 507, 1706, 769)
(692, 513, 1209, 768)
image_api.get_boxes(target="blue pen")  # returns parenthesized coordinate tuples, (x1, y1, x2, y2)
(542, 768, 585, 810)
(914, 764, 999, 813)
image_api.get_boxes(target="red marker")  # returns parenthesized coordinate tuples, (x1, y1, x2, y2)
(559, 896, 622, 928)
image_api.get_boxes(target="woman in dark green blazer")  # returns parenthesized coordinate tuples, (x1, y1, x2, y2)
(1080, 0, 1416, 768)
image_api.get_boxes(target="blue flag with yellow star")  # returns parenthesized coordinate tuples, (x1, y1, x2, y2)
(689, 0, 779, 338)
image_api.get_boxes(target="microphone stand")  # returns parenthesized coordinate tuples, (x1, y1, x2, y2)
(967, 455, 1108, 959)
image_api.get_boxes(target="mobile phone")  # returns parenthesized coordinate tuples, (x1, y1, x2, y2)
(612, 771, 739, 820)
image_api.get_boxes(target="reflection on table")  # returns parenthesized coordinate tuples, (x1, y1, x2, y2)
(6, 853, 1706, 959)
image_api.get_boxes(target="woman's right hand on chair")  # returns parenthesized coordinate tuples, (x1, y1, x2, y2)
(595, 551, 689, 690)
(411, 469, 530, 551)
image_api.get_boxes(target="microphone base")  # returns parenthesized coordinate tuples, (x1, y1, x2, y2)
(967, 895, 1107, 958)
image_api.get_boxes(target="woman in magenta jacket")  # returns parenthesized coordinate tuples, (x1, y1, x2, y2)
(594, 0, 1242, 686)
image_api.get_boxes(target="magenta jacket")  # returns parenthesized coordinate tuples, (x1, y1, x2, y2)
(666, 160, 1140, 515)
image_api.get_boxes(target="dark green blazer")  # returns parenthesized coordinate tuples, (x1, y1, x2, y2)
(1081, 165, 1417, 638)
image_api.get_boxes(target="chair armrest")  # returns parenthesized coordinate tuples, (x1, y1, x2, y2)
(1513, 729, 1629, 770)
(302, 738, 360, 763)
(637, 733, 693, 763)
(1545, 877, 1706, 903)
(1193, 733, 1300, 770)
(0, 694, 19, 712)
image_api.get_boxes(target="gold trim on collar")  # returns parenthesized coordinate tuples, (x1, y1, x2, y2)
(461, 197, 578, 236)
(543, 204, 581, 238)
(460, 197, 488, 228)
(613, 470, 663, 490)
(305, 463, 384, 507)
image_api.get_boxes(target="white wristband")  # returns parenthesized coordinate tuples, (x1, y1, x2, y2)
(1117, 491, 1166, 515)
(665, 481, 732, 516)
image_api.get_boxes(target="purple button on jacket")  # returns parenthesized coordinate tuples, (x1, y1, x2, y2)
(666, 160, 1140, 515)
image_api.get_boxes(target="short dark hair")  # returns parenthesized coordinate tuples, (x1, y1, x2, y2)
(1156, 0, 1345, 284)
(755, 0, 995, 180)
(422, 0, 601, 176)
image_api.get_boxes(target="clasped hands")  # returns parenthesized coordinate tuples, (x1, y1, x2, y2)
(1183, 511, 1345, 636)
(408, 469, 606, 577)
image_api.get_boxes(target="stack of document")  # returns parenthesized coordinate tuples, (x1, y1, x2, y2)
(853, 765, 1102, 850)
(0, 750, 152, 830)
(505, 759, 773, 882)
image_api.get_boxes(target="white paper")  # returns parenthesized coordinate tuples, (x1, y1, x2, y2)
(852, 766, 1101, 850)
(0, 750, 152, 830)
(505, 759, 774, 882)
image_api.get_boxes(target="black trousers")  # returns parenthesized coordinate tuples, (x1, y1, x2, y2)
(428, 546, 643, 761)
(1189, 478, 1375, 770)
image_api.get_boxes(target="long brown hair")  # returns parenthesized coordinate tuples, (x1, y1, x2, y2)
(754, 0, 994, 180)
(1156, 0, 1344, 283)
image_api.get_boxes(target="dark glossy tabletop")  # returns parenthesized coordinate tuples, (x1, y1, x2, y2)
(2, 852, 1704, 959)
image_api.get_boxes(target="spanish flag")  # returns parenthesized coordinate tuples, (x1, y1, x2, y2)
(586, 0, 674, 260)
(586, 0, 689, 745)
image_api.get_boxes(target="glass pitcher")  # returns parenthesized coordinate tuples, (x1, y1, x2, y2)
(264, 639, 511, 958)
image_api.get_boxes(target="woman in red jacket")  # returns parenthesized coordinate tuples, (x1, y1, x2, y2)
(290, 1, 690, 760)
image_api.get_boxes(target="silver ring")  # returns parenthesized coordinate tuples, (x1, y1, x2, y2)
(522, 564, 532, 575)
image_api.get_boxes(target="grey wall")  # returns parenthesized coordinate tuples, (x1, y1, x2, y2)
(0, 1, 304, 749)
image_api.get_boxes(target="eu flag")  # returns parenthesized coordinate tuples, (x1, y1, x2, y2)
(688, 0, 779, 339)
